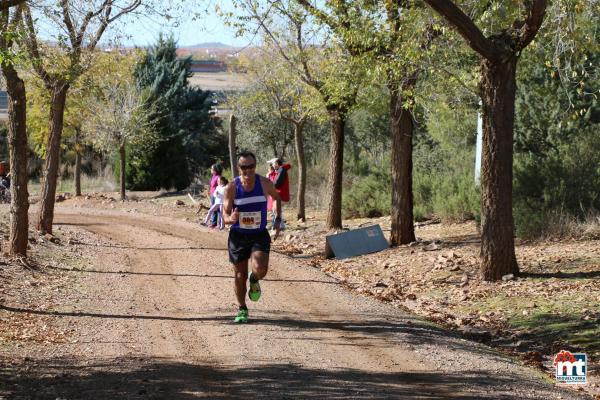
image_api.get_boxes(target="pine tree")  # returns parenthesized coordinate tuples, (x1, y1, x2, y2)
(128, 35, 224, 190)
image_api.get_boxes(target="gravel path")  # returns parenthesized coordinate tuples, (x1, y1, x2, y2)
(0, 207, 590, 399)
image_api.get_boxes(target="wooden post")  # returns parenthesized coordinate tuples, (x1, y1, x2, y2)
(229, 114, 238, 178)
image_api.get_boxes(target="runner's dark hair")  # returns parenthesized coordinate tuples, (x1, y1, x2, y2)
(237, 151, 256, 163)
(219, 176, 229, 185)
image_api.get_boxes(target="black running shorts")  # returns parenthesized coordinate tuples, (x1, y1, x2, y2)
(228, 229, 271, 264)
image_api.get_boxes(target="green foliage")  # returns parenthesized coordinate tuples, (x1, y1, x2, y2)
(128, 35, 226, 190)
(341, 141, 480, 222)
(513, 37, 600, 238)
(343, 168, 391, 219)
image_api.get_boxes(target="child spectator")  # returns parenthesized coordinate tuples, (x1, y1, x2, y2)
(201, 176, 228, 230)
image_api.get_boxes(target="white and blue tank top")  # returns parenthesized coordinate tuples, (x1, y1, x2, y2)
(232, 175, 268, 233)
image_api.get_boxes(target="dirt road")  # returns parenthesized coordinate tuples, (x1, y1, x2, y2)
(1, 207, 588, 399)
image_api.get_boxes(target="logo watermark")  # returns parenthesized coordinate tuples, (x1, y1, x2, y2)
(554, 350, 587, 385)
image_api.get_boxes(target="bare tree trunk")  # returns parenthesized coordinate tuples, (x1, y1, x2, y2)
(479, 56, 519, 281)
(229, 114, 238, 178)
(3, 64, 29, 256)
(74, 127, 81, 196)
(325, 106, 346, 230)
(293, 121, 306, 222)
(37, 82, 69, 234)
(119, 143, 126, 201)
(389, 85, 416, 246)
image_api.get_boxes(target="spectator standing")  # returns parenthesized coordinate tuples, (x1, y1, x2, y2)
(266, 162, 277, 213)
(208, 163, 223, 228)
(201, 176, 228, 230)
(269, 158, 291, 230)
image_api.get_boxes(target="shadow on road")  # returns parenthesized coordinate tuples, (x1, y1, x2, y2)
(520, 271, 600, 279)
(0, 304, 499, 359)
(42, 265, 339, 285)
(0, 356, 535, 399)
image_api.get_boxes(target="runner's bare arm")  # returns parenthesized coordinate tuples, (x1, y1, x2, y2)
(222, 182, 238, 225)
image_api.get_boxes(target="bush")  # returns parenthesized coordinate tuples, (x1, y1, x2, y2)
(432, 172, 479, 222)
(413, 167, 479, 223)
(341, 148, 480, 222)
(513, 135, 600, 238)
(342, 172, 391, 218)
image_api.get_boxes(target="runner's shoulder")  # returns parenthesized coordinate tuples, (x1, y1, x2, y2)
(224, 181, 236, 195)
(259, 175, 275, 190)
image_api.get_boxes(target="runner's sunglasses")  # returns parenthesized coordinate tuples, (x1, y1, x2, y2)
(238, 163, 256, 170)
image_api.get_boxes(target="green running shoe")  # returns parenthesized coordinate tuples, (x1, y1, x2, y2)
(234, 308, 248, 323)
(248, 273, 261, 302)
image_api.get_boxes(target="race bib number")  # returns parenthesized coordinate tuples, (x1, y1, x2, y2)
(239, 211, 261, 229)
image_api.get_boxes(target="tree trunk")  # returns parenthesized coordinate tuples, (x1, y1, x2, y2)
(2, 64, 29, 256)
(293, 121, 307, 222)
(325, 106, 345, 230)
(389, 85, 416, 246)
(74, 127, 81, 196)
(119, 143, 126, 201)
(37, 82, 69, 234)
(229, 114, 238, 178)
(479, 56, 519, 281)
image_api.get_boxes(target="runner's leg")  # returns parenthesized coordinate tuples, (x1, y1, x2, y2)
(250, 250, 269, 279)
(233, 260, 249, 307)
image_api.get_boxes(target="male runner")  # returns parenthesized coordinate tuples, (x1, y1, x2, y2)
(223, 151, 282, 323)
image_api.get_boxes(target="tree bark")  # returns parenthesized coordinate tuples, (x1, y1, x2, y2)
(479, 55, 519, 280)
(37, 82, 69, 234)
(389, 85, 416, 246)
(229, 114, 238, 178)
(422, 0, 547, 281)
(325, 106, 346, 230)
(74, 127, 81, 196)
(293, 121, 306, 222)
(119, 143, 126, 201)
(2, 63, 29, 256)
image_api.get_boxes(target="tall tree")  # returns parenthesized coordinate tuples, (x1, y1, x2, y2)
(228, 114, 238, 178)
(130, 35, 224, 190)
(422, 0, 547, 280)
(20, 0, 143, 234)
(84, 77, 157, 200)
(296, 0, 444, 244)
(242, 50, 320, 222)
(229, 0, 361, 229)
(0, 3, 28, 256)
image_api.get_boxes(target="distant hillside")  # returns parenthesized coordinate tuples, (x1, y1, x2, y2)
(182, 42, 237, 49)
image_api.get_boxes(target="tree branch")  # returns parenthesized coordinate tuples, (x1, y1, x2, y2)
(294, 0, 339, 31)
(59, 0, 78, 48)
(516, 0, 547, 51)
(22, 5, 52, 85)
(423, 0, 498, 61)
(0, 0, 24, 13)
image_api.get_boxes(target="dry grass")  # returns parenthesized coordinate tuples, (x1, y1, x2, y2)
(542, 212, 600, 240)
